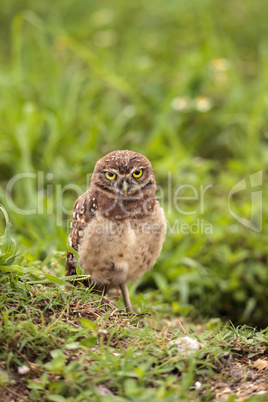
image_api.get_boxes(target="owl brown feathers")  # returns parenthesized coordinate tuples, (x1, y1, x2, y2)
(65, 150, 166, 311)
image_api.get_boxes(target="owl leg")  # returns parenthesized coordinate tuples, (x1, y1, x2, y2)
(119, 282, 132, 312)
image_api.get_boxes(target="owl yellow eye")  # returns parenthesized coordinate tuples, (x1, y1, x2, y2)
(132, 169, 143, 178)
(105, 171, 117, 181)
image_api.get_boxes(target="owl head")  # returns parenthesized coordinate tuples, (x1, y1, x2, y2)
(89, 150, 158, 219)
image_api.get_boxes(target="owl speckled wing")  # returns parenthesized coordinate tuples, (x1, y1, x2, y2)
(65, 190, 93, 277)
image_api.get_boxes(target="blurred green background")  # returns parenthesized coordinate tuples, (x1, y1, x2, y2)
(0, 0, 267, 327)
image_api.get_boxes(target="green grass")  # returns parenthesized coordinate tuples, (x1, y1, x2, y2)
(1, 250, 268, 400)
(1, 0, 268, 399)
(1, 0, 268, 327)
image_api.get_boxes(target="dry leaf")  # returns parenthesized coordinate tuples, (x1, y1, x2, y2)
(253, 359, 268, 371)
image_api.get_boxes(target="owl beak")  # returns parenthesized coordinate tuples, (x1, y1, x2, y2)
(123, 180, 128, 195)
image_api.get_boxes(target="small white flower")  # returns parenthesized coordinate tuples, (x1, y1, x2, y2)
(122, 105, 136, 118)
(171, 96, 191, 111)
(18, 365, 30, 375)
(194, 96, 212, 112)
(211, 58, 230, 71)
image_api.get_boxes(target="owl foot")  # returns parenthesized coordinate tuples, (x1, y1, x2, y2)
(119, 282, 132, 312)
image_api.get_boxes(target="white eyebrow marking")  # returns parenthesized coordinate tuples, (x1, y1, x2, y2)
(130, 166, 146, 174)
(103, 169, 118, 174)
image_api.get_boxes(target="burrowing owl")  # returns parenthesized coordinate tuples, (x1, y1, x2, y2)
(65, 150, 166, 312)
